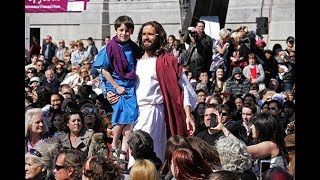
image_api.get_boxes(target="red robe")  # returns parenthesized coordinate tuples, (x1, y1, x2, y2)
(156, 52, 187, 137)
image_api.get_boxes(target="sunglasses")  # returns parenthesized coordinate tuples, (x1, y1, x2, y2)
(30, 149, 42, 157)
(221, 112, 228, 116)
(264, 107, 277, 110)
(27, 71, 33, 74)
(55, 164, 66, 171)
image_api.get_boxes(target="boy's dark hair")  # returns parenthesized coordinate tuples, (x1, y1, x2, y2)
(195, 88, 206, 95)
(128, 130, 154, 159)
(114, 15, 134, 31)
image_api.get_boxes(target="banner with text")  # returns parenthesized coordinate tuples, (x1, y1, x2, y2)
(25, 0, 88, 13)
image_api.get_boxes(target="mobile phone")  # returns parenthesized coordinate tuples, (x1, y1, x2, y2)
(259, 160, 271, 178)
(210, 113, 216, 127)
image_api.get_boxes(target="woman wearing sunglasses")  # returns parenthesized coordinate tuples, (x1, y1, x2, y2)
(25, 141, 59, 180)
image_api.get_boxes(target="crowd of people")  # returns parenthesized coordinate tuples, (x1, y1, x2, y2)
(25, 14, 295, 179)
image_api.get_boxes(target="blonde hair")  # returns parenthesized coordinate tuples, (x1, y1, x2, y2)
(230, 32, 241, 42)
(219, 28, 230, 40)
(25, 108, 49, 137)
(262, 90, 276, 102)
(130, 159, 159, 180)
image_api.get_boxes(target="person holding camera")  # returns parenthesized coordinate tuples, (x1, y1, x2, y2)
(183, 20, 213, 80)
(195, 104, 237, 146)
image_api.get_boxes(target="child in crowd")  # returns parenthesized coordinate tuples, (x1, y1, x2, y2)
(196, 70, 210, 94)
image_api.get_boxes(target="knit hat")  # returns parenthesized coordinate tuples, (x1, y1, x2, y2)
(283, 100, 295, 109)
(286, 36, 294, 42)
(232, 67, 242, 76)
(255, 39, 266, 47)
(29, 77, 41, 86)
(272, 93, 284, 105)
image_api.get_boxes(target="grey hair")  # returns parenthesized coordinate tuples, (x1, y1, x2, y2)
(25, 142, 59, 179)
(25, 108, 49, 137)
(215, 136, 252, 174)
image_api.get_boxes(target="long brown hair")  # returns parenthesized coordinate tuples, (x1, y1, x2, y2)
(172, 148, 213, 180)
(187, 136, 221, 169)
(137, 21, 167, 56)
(159, 135, 192, 176)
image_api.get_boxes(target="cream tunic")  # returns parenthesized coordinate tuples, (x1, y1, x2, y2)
(128, 57, 197, 168)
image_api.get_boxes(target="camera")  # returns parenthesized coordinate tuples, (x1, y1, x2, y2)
(210, 113, 216, 127)
(188, 27, 196, 37)
(189, 31, 196, 37)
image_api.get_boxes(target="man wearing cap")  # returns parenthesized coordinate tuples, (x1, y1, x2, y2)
(225, 66, 250, 96)
(285, 36, 295, 53)
(29, 77, 41, 91)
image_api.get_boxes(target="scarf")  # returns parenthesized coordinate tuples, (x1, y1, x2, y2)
(106, 36, 141, 80)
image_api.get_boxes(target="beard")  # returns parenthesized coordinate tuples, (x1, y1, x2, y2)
(141, 38, 160, 52)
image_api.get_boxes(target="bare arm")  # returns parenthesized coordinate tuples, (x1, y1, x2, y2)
(184, 105, 196, 136)
(101, 68, 126, 95)
(213, 116, 276, 160)
(179, 72, 197, 135)
(247, 141, 275, 160)
(216, 42, 229, 55)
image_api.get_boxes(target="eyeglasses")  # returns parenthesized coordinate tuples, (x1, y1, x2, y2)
(268, 107, 277, 110)
(262, 107, 277, 110)
(55, 164, 66, 171)
(27, 71, 33, 74)
(221, 112, 228, 116)
(30, 149, 42, 157)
